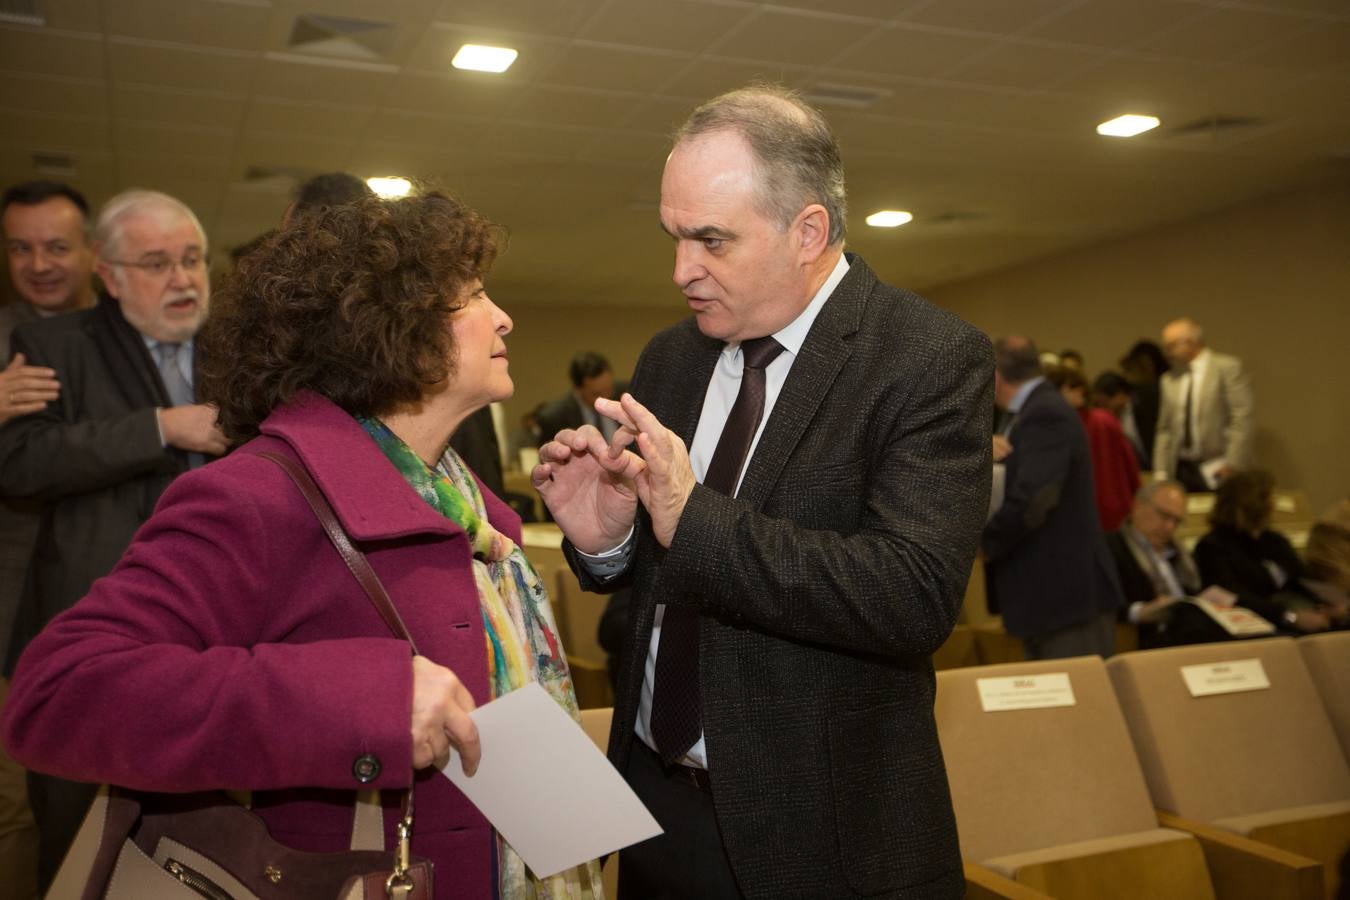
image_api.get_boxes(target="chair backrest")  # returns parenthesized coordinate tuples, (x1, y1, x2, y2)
(936, 656, 1159, 862)
(1298, 632, 1350, 762)
(1107, 637, 1350, 822)
(553, 566, 608, 664)
(579, 707, 612, 753)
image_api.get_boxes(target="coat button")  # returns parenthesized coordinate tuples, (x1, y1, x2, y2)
(352, 753, 382, 784)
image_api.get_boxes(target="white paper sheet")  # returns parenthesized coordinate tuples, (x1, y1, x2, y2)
(441, 682, 662, 878)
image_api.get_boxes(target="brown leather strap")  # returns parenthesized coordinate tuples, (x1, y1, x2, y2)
(259, 451, 420, 655)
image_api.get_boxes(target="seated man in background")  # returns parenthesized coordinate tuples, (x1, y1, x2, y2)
(1107, 480, 1202, 648)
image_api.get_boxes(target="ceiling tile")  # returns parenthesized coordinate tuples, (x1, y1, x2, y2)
(432, 0, 607, 36)
(115, 121, 234, 162)
(504, 88, 643, 129)
(108, 40, 257, 91)
(114, 85, 249, 132)
(0, 110, 112, 158)
(941, 40, 1107, 90)
(244, 97, 375, 139)
(536, 44, 689, 94)
(0, 29, 106, 80)
(577, 0, 755, 54)
(728, 9, 883, 66)
(236, 132, 359, 173)
(1137, 6, 1310, 64)
(659, 57, 811, 101)
(102, 0, 273, 52)
(900, 0, 1072, 35)
(0, 74, 107, 118)
(1025, 0, 1211, 49)
(253, 56, 395, 105)
(1247, 22, 1350, 71)
(384, 72, 524, 118)
(770, 0, 927, 20)
(830, 25, 1006, 80)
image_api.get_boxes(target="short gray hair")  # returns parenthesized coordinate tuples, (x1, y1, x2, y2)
(1135, 479, 1185, 504)
(675, 83, 847, 246)
(95, 189, 207, 260)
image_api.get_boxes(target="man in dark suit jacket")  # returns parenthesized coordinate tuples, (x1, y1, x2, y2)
(535, 350, 618, 445)
(1106, 479, 1201, 648)
(534, 85, 990, 899)
(983, 336, 1123, 659)
(0, 189, 225, 890)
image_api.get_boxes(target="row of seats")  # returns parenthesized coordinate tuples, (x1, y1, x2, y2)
(947, 634, 1349, 899)
(579, 635, 1348, 899)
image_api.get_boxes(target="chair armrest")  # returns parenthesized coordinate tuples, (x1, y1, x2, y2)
(963, 862, 1053, 899)
(1155, 809, 1324, 900)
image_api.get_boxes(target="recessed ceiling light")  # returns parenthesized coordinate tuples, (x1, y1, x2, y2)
(367, 176, 411, 198)
(865, 210, 913, 228)
(1096, 114, 1160, 138)
(452, 44, 518, 73)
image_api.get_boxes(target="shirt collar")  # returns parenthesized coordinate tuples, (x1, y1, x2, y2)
(1007, 376, 1045, 414)
(725, 253, 849, 361)
(142, 336, 195, 354)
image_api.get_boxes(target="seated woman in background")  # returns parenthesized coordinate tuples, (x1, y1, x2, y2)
(1047, 365, 1139, 532)
(1194, 470, 1332, 634)
(1, 191, 602, 899)
(1303, 498, 1350, 629)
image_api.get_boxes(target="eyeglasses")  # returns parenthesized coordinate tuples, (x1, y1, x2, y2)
(106, 252, 205, 279)
(1149, 503, 1184, 526)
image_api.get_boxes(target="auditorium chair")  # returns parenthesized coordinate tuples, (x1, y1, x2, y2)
(936, 656, 1216, 898)
(1108, 638, 1349, 898)
(1298, 632, 1350, 762)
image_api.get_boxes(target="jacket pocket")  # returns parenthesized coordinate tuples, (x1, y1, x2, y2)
(827, 699, 960, 896)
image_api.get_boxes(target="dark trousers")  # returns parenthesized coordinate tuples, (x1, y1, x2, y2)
(1175, 459, 1211, 494)
(618, 742, 743, 899)
(27, 771, 97, 892)
(1023, 610, 1118, 660)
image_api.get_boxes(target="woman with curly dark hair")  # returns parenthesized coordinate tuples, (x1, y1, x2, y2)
(1194, 469, 1331, 634)
(2, 191, 605, 899)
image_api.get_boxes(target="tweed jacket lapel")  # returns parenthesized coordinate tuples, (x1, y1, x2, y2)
(735, 254, 868, 509)
(651, 328, 722, 448)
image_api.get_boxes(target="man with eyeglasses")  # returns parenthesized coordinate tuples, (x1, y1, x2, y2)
(0, 188, 226, 891)
(1106, 480, 1200, 648)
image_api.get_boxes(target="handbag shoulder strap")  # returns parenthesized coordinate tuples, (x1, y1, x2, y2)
(259, 450, 419, 655)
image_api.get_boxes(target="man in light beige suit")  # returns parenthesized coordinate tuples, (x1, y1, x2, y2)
(1153, 317, 1254, 492)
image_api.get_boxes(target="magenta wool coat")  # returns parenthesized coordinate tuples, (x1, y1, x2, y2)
(2, 391, 518, 900)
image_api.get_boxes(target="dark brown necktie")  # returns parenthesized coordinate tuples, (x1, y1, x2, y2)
(651, 336, 784, 765)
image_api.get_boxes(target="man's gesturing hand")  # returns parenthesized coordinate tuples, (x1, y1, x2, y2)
(532, 423, 644, 554)
(598, 393, 697, 549)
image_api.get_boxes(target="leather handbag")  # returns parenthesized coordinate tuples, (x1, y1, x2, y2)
(47, 450, 433, 900)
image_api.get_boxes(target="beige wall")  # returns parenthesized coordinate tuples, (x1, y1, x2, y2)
(926, 180, 1350, 517)
(497, 301, 687, 427)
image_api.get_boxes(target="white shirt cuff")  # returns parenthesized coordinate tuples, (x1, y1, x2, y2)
(574, 525, 636, 580)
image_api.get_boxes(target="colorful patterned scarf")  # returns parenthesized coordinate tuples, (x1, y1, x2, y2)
(358, 416, 604, 900)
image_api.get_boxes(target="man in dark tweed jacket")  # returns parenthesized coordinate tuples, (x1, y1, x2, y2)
(534, 85, 992, 898)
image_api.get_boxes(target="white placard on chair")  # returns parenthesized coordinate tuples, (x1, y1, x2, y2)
(1180, 658, 1270, 697)
(977, 673, 1076, 712)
